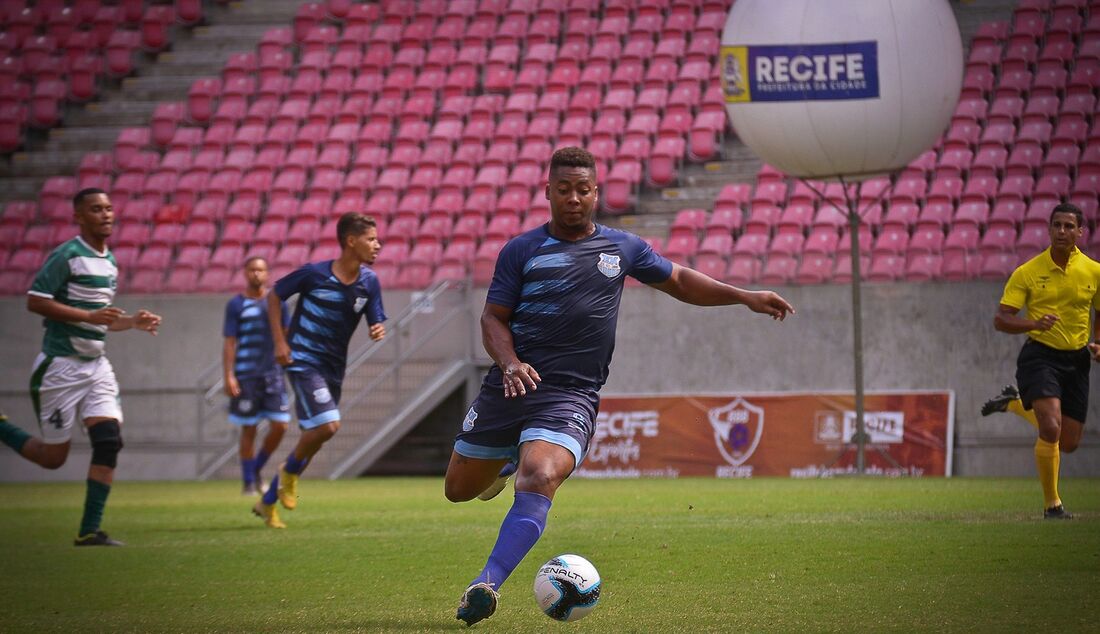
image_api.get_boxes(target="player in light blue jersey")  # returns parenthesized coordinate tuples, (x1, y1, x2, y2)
(223, 256, 291, 495)
(251, 212, 386, 528)
(448, 148, 795, 625)
(0, 188, 162, 547)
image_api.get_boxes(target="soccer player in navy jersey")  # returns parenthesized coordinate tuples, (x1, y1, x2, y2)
(251, 213, 386, 528)
(223, 256, 291, 495)
(448, 147, 795, 625)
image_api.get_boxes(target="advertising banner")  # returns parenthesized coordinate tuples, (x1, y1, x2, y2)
(576, 391, 954, 479)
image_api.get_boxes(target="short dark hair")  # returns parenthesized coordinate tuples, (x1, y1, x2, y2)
(73, 188, 107, 208)
(549, 146, 596, 177)
(243, 255, 268, 268)
(1050, 202, 1084, 228)
(336, 212, 377, 246)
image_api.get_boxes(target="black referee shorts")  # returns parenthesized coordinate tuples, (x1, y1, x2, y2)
(1015, 339, 1091, 423)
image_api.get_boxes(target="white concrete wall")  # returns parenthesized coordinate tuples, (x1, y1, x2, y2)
(0, 281, 1096, 480)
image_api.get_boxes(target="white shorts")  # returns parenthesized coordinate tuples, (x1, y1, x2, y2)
(30, 353, 123, 444)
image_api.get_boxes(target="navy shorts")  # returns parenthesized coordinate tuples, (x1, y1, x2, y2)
(1016, 339, 1091, 423)
(229, 373, 290, 425)
(454, 382, 599, 469)
(287, 367, 342, 429)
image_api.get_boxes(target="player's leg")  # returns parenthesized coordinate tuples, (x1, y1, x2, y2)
(253, 373, 291, 486)
(238, 424, 259, 494)
(980, 385, 1039, 428)
(256, 421, 288, 486)
(2, 355, 80, 469)
(229, 377, 264, 493)
(0, 414, 71, 468)
(75, 417, 124, 546)
(1031, 396, 1067, 518)
(444, 451, 513, 502)
(1055, 353, 1089, 456)
(457, 440, 575, 626)
(257, 370, 338, 517)
(74, 358, 126, 546)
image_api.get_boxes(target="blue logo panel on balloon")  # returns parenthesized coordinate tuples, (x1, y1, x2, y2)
(721, 41, 879, 102)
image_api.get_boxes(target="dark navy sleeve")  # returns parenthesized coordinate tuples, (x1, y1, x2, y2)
(622, 233, 673, 284)
(222, 296, 241, 338)
(486, 237, 530, 309)
(364, 273, 386, 325)
(274, 263, 313, 300)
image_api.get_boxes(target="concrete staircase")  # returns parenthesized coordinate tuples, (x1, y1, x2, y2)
(0, 0, 304, 203)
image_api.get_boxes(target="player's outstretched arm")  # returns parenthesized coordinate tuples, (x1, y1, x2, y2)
(481, 303, 541, 397)
(650, 263, 794, 320)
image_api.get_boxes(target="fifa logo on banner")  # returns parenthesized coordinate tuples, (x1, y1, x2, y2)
(708, 397, 764, 468)
(722, 41, 879, 103)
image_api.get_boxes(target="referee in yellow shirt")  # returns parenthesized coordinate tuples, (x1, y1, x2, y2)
(987, 203, 1100, 519)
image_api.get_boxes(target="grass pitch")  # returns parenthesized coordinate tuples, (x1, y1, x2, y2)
(0, 477, 1097, 633)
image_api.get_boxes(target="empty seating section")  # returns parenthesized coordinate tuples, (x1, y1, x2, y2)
(0, 1, 200, 153)
(651, 0, 1099, 286)
(2, 0, 1098, 296)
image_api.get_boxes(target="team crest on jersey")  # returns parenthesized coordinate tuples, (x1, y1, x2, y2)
(313, 387, 333, 404)
(462, 407, 478, 432)
(597, 253, 621, 278)
(354, 296, 367, 313)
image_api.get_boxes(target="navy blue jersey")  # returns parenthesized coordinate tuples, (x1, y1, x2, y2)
(222, 294, 289, 379)
(274, 260, 386, 386)
(486, 223, 672, 389)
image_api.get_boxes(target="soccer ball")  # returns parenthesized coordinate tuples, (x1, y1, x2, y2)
(533, 554, 601, 622)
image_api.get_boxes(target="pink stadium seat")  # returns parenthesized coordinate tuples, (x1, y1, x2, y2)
(141, 5, 174, 51)
(978, 252, 1017, 280)
(724, 257, 760, 285)
(979, 226, 1018, 256)
(794, 253, 833, 284)
(872, 226, 909, 257)
(759, 254, 797, 284)
(832, 253, 872, 284)
(866, 254, 905, 282)
(903, 253, 942, 281)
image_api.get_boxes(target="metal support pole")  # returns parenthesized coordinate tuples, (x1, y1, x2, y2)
(846, 198, 867, 474)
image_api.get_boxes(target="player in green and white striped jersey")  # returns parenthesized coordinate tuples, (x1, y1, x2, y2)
(0, 188, 162, 547)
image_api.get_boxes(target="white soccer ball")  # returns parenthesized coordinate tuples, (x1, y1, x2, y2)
(533, 554, 601, 622)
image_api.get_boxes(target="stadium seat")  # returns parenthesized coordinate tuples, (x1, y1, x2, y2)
(866, 254, 905, 282)
(905, 253, 942, 281)
(978, 252, 1017, 280)
(794, 253, 833, 284)
(759, 254, 797, 284)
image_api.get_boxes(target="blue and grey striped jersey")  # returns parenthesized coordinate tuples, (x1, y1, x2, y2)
(222, 293, 289, 379)
(273, 260, 386, 385)
(486, 223, 672, 390)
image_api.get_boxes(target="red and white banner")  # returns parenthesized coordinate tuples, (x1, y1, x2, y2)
(576, 391, 954, 478)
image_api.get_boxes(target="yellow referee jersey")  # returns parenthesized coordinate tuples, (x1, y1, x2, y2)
(1000, 246, 1100, 350)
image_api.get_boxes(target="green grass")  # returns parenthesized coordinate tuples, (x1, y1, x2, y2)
(0, 478, 1097, 633)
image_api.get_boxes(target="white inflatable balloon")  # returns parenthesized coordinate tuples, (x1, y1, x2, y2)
(721, 0, 963, 180)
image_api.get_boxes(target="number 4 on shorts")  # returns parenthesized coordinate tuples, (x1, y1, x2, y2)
(48, 410, 62, 429)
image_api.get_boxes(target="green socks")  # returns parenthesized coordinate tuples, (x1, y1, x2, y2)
(0, 416, 32, 454)
(79, 479, 112, 537)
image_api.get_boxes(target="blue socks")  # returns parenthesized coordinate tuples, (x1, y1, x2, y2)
(261, 474, 279, 505)
(260, 452, 309, 505)
(255, 449, 271, 474)
(472, 491, 552, 590)
(241, 457, 256, 486)
(284, 452, 308, 475)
